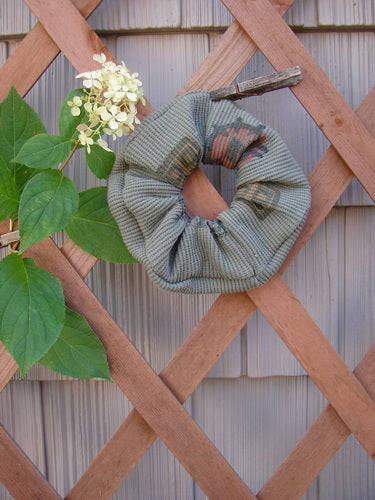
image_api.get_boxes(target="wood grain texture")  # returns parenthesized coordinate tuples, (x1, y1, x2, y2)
(90, 0, 181, 31)
(0, 0, 104, 101)
(181, 0, 319, 28)
(317, 0, 375, 26)
(259, 343, 375, 500)
(191, 376, 314, 498)
(23, 237, 255, 500)
(0, 0, 374, 496)
(67, 292, 255, 499)
(248, 275, 375, 460)
(41, 381, 194, 500)
(23, 0, 112, 72)
(0, 0, 337, 34)
(180, 0, 295, 94)
(0, 382, 60, 499)
(343, 208, 375, 372)
(68, 82, 375, 496)
(1, 13, 374, 500)
(222, 0, 375, 201)
(0, 426, 61, 500)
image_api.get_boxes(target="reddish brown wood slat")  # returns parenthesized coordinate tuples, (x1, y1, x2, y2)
(60, 240, 97, 279)
(248, 277, 375, 459)
(67, 291, 255, 499)
(0, 0, 104, 101)
(24, 238, 255, 500)
(259, 343, 375, 500)
(222, 0, 375, 201)
(23, 0, 155, 122)
(0, 425, 62, 500)
(0, 0, 374, 494)
(67, 83, 375, 499)
(280, 85, 375, 273)
(23, 0, 113, 71)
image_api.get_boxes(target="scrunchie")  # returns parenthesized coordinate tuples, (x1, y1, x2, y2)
(108, 90, 311, 294)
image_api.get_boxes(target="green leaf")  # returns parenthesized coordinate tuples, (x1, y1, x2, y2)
(13, 163, 38, 193)
(19, 169, 79, 252)
(65, 187, 137, 264)
(0, 156, 19, 221)
(39, 307, 111, 380)
(0, 253, 65, 377)
(13, 134, 74, 170)
(85, 144, 115, 179)
(59, 88, 89, 140)
(0, 86, 46, 163)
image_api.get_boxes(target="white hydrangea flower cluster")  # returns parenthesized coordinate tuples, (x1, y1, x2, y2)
(68, 53, 145, 153)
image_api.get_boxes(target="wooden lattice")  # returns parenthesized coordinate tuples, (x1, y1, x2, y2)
(0, 0, 374, 498)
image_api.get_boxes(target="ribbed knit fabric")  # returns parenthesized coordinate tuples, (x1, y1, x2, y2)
(108, 90, 311, 294)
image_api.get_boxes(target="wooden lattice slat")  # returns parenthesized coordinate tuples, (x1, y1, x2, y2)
(0, 425, 61, 500)
(67, 83, 375, 498)
(248, 276, 375, 457)
(223, 0, 375, 200)
(0, 0, 103, 101)
(0, 0, 374, 498)
(259, 343, 375, 500)
(25, 238, 255, 500)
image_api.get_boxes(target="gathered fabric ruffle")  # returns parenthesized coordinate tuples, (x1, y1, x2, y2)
(108, 90, 311, 294)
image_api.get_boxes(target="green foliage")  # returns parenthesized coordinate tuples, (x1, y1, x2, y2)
(0, 253, 65, 377)
(39, 307, 111, 381)
(0, 86, 45, 204)
(66, 187, 137, 264)
(13, 163, 38, 194)
(85, 144, 115, 179)
(59, 88, 89, 140)
(19, 169, 79, 252)
(0, 86, 46, 163)
(0, 84, 121, 381)
(0, 156, 19, 222)
(13, 134, 74, 170)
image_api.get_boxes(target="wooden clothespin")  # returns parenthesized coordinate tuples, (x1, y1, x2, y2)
(210, 66, 303, 101)
(0, 230, 20, 249)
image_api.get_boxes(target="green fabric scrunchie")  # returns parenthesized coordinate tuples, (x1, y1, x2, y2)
(108, 90, 311, 294)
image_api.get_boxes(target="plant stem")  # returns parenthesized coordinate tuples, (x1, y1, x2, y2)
(58, 141, 79, 171)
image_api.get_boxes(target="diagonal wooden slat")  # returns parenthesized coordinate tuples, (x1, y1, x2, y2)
(0, 424, 62, 500)
(0, 0, 288, 391)
(248, 277, 375, 458)
(23, 0, 106, 72)
(25, 2, 374, 463)
(66, 292, 256, 499)
(0, 0, 104, 101)
(0, 0, 374, 496)
(66, 83, 375, 500)
(222, 0, 375, 201)
(258, 343, 375, 500)
(23, 238, 255, 500)
(0, 7, 308, 500)
(23, 0, 155, 122)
